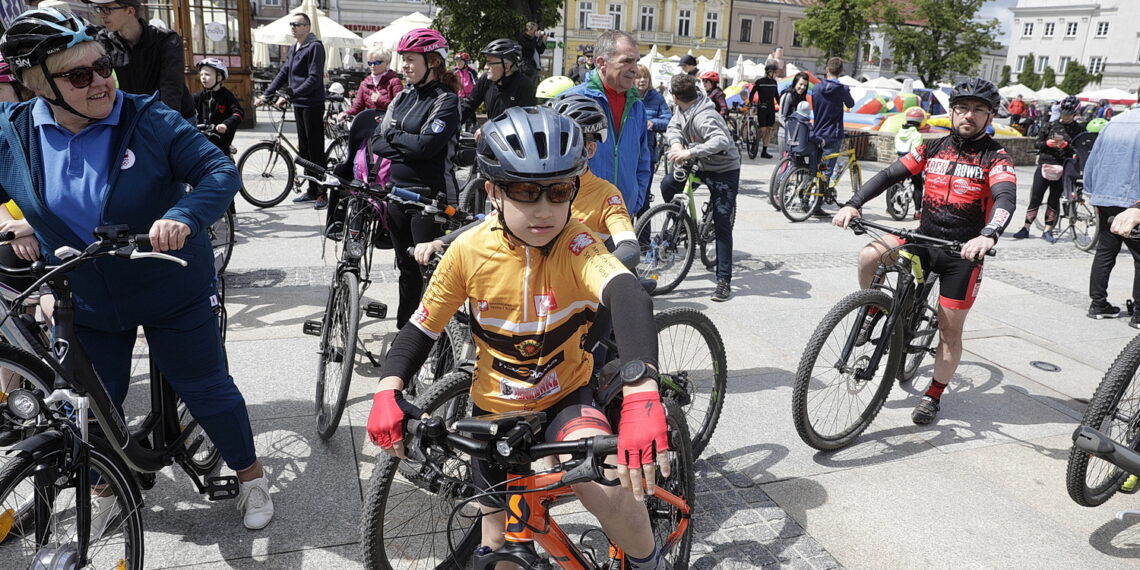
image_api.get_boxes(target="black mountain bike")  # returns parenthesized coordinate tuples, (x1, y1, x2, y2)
(296, 158, 483, 440)
(791, 218, 995, 450)
(0, 226, 231, 569)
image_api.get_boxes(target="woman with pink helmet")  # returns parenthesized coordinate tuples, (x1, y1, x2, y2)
(369, 27, 461, 328)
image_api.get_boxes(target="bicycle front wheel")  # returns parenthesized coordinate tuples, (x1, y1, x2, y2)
(315, 271, 361, 440)
(885, 183, 911, 221)
(1066, 334, 1140, 506)
(656, 307, 727, 458)
(208, 207, 236, 274)
(792, 288, 901, 450)
(746, 119, 760, 160)
(326, 134, 349, 169)
(779, 166, 819, 223)
(237, 141, 295, 208)
(646, 401, 694, 568)
(0, 437, 144, 570)
(635, 203, 696, 295)
(1073, 199, 1098, 252)
(360, 370, 480, 570)
(768, 157, 794, 210)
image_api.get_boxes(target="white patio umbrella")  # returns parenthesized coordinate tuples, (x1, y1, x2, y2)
(362, 11, 434, 72)
(862, 76, 903, 90)
(997, 83, 1037, 100)
(252, 35, 269, 67)
(1034, 86, 1068, 101)
(837, 75, 861, 87)
(253, 0, 364, 70)
(638, 44, 659, 68)
(1077, 87, 1137, 105)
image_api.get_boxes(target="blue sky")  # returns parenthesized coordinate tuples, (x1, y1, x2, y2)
(979, 0, 1017, 44)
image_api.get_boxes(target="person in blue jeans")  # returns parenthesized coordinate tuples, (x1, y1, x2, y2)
(811, 57, 854, 190)
(1086, 109, 1140, 325)
(660, 73, 741, 302)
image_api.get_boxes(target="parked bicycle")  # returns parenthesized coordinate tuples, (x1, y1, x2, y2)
(791, 218, 995, 450)
(196, 124, 239, 273)
(778, 133, 868, 223)
(884, 176, 921, 221)
(236, 95, 350, 208)
(0, 226, 229, 569)
(726, 103, 760, 160)
(1031, 133, 1099, 251)
(359, 368, 695, 569)
(295, 158, 483, 440)
(635, 161, 730, 294)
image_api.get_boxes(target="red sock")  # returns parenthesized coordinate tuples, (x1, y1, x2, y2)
(925, 379, 948, 400)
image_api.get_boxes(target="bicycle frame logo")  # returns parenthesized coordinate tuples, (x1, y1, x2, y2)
(53, 338, 70, 363)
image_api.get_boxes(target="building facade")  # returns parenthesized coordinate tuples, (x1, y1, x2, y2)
(560, 0, 731, 76)
(1006, 0, 1140, 92)
(728, 0, 820, 74)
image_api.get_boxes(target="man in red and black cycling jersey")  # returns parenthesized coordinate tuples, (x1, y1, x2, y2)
(832, 78, 1017, 425)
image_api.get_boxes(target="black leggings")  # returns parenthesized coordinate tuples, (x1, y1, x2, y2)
(1024, 166, 1062, 227)
(385, 202, 444, 329)
(1089, 205, 1140, 305)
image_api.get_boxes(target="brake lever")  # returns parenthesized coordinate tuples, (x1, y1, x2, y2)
(128, 250, 189, 266)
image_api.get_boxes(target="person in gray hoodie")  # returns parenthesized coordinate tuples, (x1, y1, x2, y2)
(661, 73, 741, 302)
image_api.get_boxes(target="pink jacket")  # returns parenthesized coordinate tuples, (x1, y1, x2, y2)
(345, 69, 403, 115)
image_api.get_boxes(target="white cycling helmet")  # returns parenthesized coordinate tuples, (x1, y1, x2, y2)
(329, 82, 346, 95)
(196, 57, 228, 81)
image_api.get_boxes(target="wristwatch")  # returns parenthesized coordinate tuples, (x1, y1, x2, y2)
(980, 226, 998, 240)
(620, 360, 659, 385)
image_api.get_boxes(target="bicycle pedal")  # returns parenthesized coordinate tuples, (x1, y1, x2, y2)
(302, 320, 322, 336)
(365, 302, 388, 319)
(205, 475, 240, 501)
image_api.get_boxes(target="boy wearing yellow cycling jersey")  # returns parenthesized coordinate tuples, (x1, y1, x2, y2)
(369, 106, 670, 569)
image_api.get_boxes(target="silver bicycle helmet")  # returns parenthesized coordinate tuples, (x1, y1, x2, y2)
(548, 94, 608, 144)
(477, 106, 587, 183)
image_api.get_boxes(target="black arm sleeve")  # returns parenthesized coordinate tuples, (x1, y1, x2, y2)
(845, 160, 915, 210)
(986, 180, 1018, 237)
(602, 273, 657, 368)
(378, 326, 438, 383)
(612, 239, 640, 271)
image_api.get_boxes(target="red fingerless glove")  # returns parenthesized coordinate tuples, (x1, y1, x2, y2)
(1057, 139, 1069, 149)
(1045, 138, 1058, 148)
(367, 390, 408, 448)
(617, 392, 669, 468)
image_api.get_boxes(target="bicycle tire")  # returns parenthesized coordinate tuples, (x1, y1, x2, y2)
(177, 402, 223, 475)
(0, 436, 144, 569)
(1066, 334, 1140, 507)
(634, 203, 696, 295)
(326, 134, 349, 169)
(779, 166, 819, 223)
(1073, 199, 1098, 252)
(458, 175, 489, 216)
(209, 207, 236, 274)
(746, 119, 760, 160)
(645, 401, 694, 569)
(792, 288, 902, 450)
(655, 307, 727, 458)
(885, 183, 910, 221)
(237, 141, 295, 208)
(360, 370, 480, 570)
(315, 271, 361, 440)
(898, 284, 939, 384)
(768, 157, 793, 210)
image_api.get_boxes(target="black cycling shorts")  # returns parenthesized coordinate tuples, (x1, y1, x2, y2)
(914, 246, 984, 310)
(757, 107, 776, 128)
(469, 385, 611, 507)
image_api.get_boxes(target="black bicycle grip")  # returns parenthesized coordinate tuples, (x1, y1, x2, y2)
(1106, 215, 1140, 240)
(132, 234, 151, 247)
(0, 231, 15, 242)
(295, 156, 327, 176)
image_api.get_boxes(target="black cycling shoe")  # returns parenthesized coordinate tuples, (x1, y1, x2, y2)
(1088, 302, 1122, 320)
(912, 395, 940, 425)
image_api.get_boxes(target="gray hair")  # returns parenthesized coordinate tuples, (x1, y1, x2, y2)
(366, 47, 391, 62)
(22, 40, 105, 96)
(593, 30, 636, 61)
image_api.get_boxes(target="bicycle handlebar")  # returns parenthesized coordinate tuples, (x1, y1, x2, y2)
(1106, 216, 1140, 241)
(850, 218, 997, 257)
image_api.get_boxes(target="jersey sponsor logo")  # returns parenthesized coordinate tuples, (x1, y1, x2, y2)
(412, 304, 429, 324)
(121, 149, 136, 169)
(990, 208, 1011, 227)
(477, 299, 490, 312)
(951, 178, 975, 194)
(430, 118, 446, 133)
(533, 290, 558, 317)
(568, 232, 596, 255)
(498, 370, 561, 400)
(515, 338, 542, 357)
(952, 163, 984, 180)
(926, 158, 952, 175)
(607, 195, 623, 206)
(492, 352, 564, 380)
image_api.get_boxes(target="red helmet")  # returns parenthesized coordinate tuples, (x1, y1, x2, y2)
(456, 52, 471, 62)
(397, 28, 448, 60)
(904, 107, 925, 122)
(699, 71, 720, 84)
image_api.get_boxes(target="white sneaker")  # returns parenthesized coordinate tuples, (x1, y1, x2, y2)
(65, 493, 119, 542)
(237, 476, 274, 530)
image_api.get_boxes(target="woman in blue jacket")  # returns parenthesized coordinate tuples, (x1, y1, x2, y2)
(0, 9, 273, 531)
(636, 64, 671, 205)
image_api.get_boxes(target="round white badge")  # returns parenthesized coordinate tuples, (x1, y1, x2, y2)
(121, 149, 136, 169)
(205, 22, 227, 43)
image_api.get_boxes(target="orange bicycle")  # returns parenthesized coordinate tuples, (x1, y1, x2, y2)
(360, 369, 695, 569)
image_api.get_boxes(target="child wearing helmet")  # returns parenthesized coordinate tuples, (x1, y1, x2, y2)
(536, 75, 575, 103)
(893, 107, 927, 216)
(699, 70, 728, 118)
(193, 57, 243, 155)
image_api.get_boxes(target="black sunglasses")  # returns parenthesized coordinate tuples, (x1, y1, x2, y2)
(50, 56, 113, 89)
(289, 22, 309, 28)
(497, 180, 578, 204)
(367, 60, 385, 66)
(92, 5, 129, 15)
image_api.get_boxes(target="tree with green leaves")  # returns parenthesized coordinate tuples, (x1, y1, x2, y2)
(876, 0, 1001, 86)
(1059, 62, 1100, 95)
(794, 0, 877, 63)
(1041, 66, 1056, 88)
(1017, 53, 1041, 90)
(998, 65, 1010, 88)
(432, 0, 562, 66)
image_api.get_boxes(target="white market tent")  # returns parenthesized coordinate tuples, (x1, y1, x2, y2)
(862, 76, 903, 90)
(998, 83, 1038, 100)
(1077, 87, 1138, 105)
(1033, 86, 1068, 101)
(253, 0, 364, 70)
(837, 75, 861, 87)
(362, 12, 434, 72)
